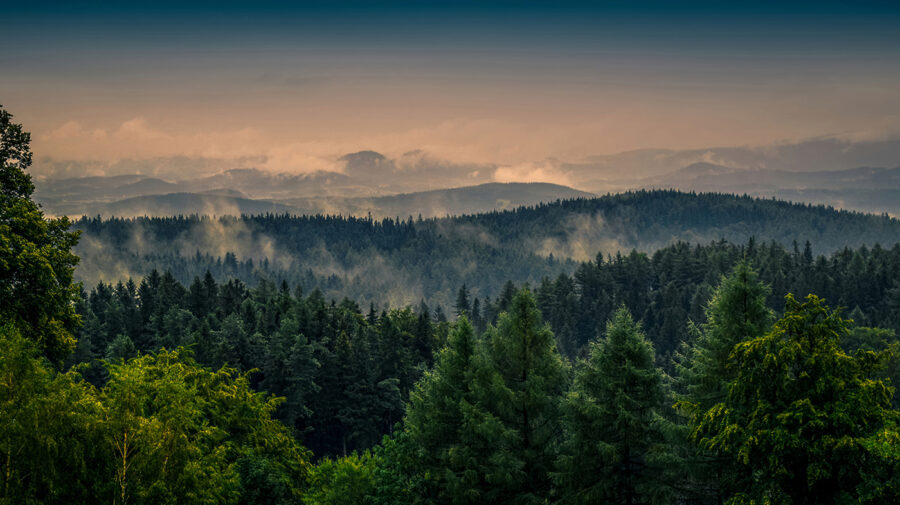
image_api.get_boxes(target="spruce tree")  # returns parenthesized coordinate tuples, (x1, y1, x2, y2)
(694, 295, 898, 504)
(556, 306, 673, 505)
(470, 288, 568, 505)
(404, 316, 480, 504)
(675, 260, 773, 414)
(455, 285, 471, 318)
(673, 260, 774, 503)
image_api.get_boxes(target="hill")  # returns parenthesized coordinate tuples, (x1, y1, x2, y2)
(279, 182, 596, 218)
(78, 193, 300, 217)
(41, 179, 593, 219)
(72, 190, 900, 309)
(629, 164, 900, 216)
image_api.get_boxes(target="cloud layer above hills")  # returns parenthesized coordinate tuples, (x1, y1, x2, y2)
(3, 1, 900, 184)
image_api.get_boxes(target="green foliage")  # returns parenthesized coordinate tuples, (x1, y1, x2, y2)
(672, 261, 774, 503)
(469, 289, 569, 504)
(556, 307, 674, 505)
(0, 331, 310, 505)
(675, 260, 774, 415)
(0, 325, 99, 505)
(370, 433, 415, 505)
(694, 294, 898, 505)
(402, 290, 569, 505)
(303, 451, 377, 505)
(0, 105, 81, 362)
(98, 349, 311, 505)
(404, 316, 481, 504)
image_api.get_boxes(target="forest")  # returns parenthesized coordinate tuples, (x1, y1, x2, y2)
(71, 189, 900, 309)
(3, 106, 900, 505)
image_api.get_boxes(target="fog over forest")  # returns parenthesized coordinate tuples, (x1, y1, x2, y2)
(5, 1, 900, 504)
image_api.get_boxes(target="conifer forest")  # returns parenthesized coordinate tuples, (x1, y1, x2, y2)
(4, 3, 900, 503)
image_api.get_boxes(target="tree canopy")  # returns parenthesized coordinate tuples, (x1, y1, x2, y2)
(0, 105, 81, 362)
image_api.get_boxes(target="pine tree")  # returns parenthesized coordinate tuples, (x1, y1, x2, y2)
(455, 285, 471, 318)
(261, 316, 320, 433)
(673, 260, 774, 503)
(404, 316, 480, 504)
(470, 288, 568, 504)
(556, 307, 673, 505)
(694, 295, 898, 504)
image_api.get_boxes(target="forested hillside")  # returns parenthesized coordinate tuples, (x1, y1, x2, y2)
(73, 191, 900, 309)
(5, 105, 900, 504)
(70, 238, 900, 462)
(36, 256, 900, 504)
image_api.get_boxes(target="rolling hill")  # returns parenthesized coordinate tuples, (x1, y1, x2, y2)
(41, 181, 595, 219)
(278, 182, 596, 218)
(72, 190, 900, 308)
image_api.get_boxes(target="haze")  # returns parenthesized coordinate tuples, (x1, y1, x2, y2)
(4, 1, 900, 184)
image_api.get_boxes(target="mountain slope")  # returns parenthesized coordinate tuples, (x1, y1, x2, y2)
(85, 193, 300, 217)
(73, 190, 900, 308)
(44, 181, 594, 219)
(630, 165, 900, 215)
(279, 182, 596, 218)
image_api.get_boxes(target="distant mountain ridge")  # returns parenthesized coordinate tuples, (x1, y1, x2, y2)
(46, 182, 594, 218)
(280, 182, 595, 218)
(32, 135, 900, 217)
(73, 190, 900, 308)
(90, 193, 298, 218)
(627, 164, 900, 215)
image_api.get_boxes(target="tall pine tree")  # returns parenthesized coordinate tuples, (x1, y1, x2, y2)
(695, 295, 898, 504)
(470, 288, 568, 505)
(556, 307, 673, 505)
(404, 316, 480, 504)
(673, 260, 774, 503)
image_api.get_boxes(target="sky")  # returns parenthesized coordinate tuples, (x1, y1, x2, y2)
(3, 1, 900, 177)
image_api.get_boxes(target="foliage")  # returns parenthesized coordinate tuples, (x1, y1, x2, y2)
(0, 325, 99, 505)
(98, 348, 311, 505)
(672, 261, 774, 503)
(303, 451, 377, 505)
(403, 316, 482, 504)
(72, 275, 442, 458)
(467, 289, 569, 504)
(0, 105, 81, 362)
(675, 260, 774, 415)
(0, 331, 311, 505)
(694, 294, 898, 505)
(555, 307, 674, 505)
(535, 239, 900, 362)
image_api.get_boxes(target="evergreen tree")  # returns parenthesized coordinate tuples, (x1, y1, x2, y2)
(470, 288, 568, 504)
(673, 261, 774, 502)
(260, 316, 320, 433)
(105, 334, 138, 362)
(404, 317, 480, 504)
(556, 307, 673, 505)
(455, 285, 471, 318)
(694, 295, 898, 504)
(674, 260, 774, 410)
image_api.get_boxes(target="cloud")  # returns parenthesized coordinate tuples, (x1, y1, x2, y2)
(493, 160, 573, 186)
(35, 117, 348, 177)
(37, 117, 271, 162)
